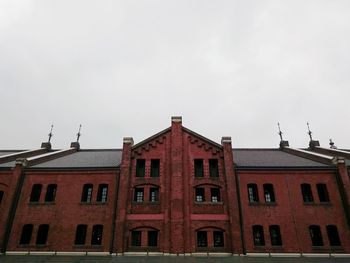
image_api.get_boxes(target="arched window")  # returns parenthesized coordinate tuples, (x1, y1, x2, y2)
(30, 184, 42, 202)
(81, 184, 93, 203)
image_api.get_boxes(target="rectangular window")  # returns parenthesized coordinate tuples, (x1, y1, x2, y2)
(269, 225, 282, 246)
(211, 188, 221, 202)
(209, 159, 219, 177)
(301, 184, 314, 202)
(253, 225, 265, 246)
(131, 231, 141, 246)
(91, 225, 103, 245)
(134, 188, 144, 202)
(20, 224, 33, 245)
(45, 184, 57, 202)
(149, 187, 159, 202)
(150, 159, 160, 177)
(213, 231, 224, 247)
(136, 159, 146, 177)
(263, 184, 275, 203)
(197, 231, 207, 247)
(309, 225, 323, 246)
(195, 188, 205, 202)
(81, 184, 93, 203)
(148, 231, 158, 247)
(0, 191, 3, 204)
(97, 184, 108, 203)
(248, 184, 259, 203)
(36, 224, 49, 245)
(327, 225, 341, 246)
(194, 159, 204, 177)
(75, 224, 87, 245)
(30, 184, 42, 202)
(317, 184, 330, 202)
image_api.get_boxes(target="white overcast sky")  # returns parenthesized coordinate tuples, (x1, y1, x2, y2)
(0, 1, 349, 149)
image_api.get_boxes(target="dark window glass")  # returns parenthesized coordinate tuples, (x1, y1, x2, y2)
(150, 159, 160, 177)
(91, 225, 103, 245)
(36, 224, 49, 245)
(30, 184, 42, 202)
(197, 231, 207, 247)
(148, 231, 158, 246)
(194, 159, 204, 177)
(81, 184, 93, 203)
(248, 184, 259, 203)
(264, 184, 275, 203)
(317, 184, 330, 202)
(327, 225, 341, 246)
(136, 159, 145, 177)
(253, 225, 265, 246)
(213, 231, 224, 247)
(0, 191, 3, 204)
(211, 188, 221, 202)
(149, 187, 159, 202)
(309, 225, 323, 246)
(97, 184, 108, 203)
(301, 184, 314, 202)
(75, 224, 87, 245)
(134, 188, 144, 202)
(45, 184, 57, 202)
(269, 225, 282, 246)
(20, 224, 33, 245)
(195, 188, 205, 202)
(209, 159, 219, 177)
(131, 231, 141, 246)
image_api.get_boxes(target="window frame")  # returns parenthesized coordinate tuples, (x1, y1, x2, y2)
(194, 159, 204, 178)
(301, 184, 314, 203)
(209, 159, 219, 177)
(131, 230, 142, 246)
(74, 224, 88, 245)
(197, 231, 208, 247)
(309, 225, 324, 246)
(96, 184, 108, 203)
(248, 184, 259, 203)
(36, 224, 49, 245)
(149, 187, 159, 202)
(150, 159, 160, 177)
(269, 225, 282, 246)
(19, 224, 33, 245)
(81, 184, 93, 203)
(213, 231, 224, 247)
(136, 159, 146, 177)
(44, 184, 57, 202)
(263, 184, 275, 203)
(91, 224, 103, 245)
(210, 188, 221, 203)
(253, 225, 265, 246)
(326, 225, 341, 246)
(134, 188, 144, 203)
(195, 187, 205, 202)
(317, 183, 330, 203)
(30, 184, 42, 203)
(147, 230, 158, 247)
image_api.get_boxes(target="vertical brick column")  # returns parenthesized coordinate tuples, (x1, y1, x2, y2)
(336, 158, 350, 228)
(170, 116, 184, 254)
(221, 137, 243, 254)
(114, 137, 133, 253)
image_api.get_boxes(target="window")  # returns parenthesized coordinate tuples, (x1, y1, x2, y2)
(136, 159, 145, 177)
(148, 231, 158, 246)
(269, 225, 282, 246)
(134, 188, 144, 202)
(317, 184, 330, 202)
(197, 231, 207, 247)
(0, 191, 3, 204)
(36, 224, 49, 245)
(211, 188, 221, 203)
(213, 231, 224, 247)
(20, 224, 33, 245)
(327, 225, 341, 246)
(263, 184, 275, 203)
(149, 187, 159, 202)
(195, 188, 205, 202)
(131, 231, 141, 246)
(194, 159, 204, 177)
(209, 159, 219, 177)
(45, 184, 57, 202)
(150, 159, 160, 177)
(248, 184, 259, 203)
(75, 225, 87, 245)
(301, 184, 314, 202)
(81, 184, 93, 203)
(309, 225, 323, 246)
(97, 184, 108, 203)
(253, 225, 265, 246)
(30, 184, 42, 202)
(91, 225, 103, 245)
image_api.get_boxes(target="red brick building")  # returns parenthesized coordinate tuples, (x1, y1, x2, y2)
(1, 116, 350, 256)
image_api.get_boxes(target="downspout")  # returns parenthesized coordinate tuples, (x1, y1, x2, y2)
(234, 167, 246, 255)
(109, 168, 120, 254)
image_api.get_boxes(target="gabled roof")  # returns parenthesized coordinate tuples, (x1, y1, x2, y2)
(182, 127, 222, 149)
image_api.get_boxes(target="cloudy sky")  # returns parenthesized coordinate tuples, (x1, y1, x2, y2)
(0, 1, 349, 150)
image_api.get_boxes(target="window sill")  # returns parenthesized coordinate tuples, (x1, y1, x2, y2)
(303, 202, 331, 206)
(194, 201, 223, 205)
(249, 202, 277, 206)
(18, 244, 48, 248)
(28, 202, 56, 206)
(80, 202, 108, 205)
(132, 201, 160, 205)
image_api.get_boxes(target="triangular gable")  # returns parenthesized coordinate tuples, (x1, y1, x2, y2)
(182, 127, 223, 150)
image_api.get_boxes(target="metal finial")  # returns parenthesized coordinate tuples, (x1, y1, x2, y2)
(48, 125, 54, 143)
(329, 139, 337, 149)
(307, 122, 313, 141)
(277, 122, 283, 141)
(76, 124, 82, 142)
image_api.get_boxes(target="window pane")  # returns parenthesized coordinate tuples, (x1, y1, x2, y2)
(20, 224, 33, 245)
(197, 231, 207, 247)
(309, 225, 323, 246)
(317, 184, 330, 202)
(81, 184, 93, 203)
(195, 188, 205, 202)
(136, 159, 145, 177)
(150, 187, 159, 202)
(75, 225, 87, 245)
(134, 188, 144, 202)
(327, 225, 341, 246)
(131, 231, 141, 246)
(213, 231, 224, 247)
(253, 225, 265, 246)
(0, 191, 4, 204)
(209, 159, 219, 177)
(211, 188, 220, 202)
(97, 184, 108, 202)
(45, 184, 57, 202)
(150, 159, 160, 177)
(264, 184, 275, 203)
(194, 159, 204, 177)
(91, 225, 103, 245)
(269, 225, 282, 246)
(36, 224, 49, 245)
(301, 184, 314, 202)
(30, 184, 42, 202)
(248, 184, 259, 202)
(148, 231, 158, 246)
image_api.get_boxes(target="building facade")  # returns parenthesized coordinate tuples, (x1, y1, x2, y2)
(0, 116, 350, 255)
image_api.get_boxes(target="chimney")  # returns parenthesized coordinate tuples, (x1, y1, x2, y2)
(40, 142, 52, 150)
(171, 116, 182, 124)
(309, 140, 320, 149)
(70, 142, 80, 150)
(123, 137, 134, 146)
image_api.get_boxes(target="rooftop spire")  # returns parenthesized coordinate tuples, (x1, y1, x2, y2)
(277, 122, 283, 141)
(76, 124, 82, 143)
(329, 139, 337, 149)
(307, 122, 313, 141)
(48, 124, 54, 143)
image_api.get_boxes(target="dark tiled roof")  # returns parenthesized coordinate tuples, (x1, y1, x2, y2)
(233, 149, 330, 168)
(0, 150, 23, 157)
(31, 149, 122, 169)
